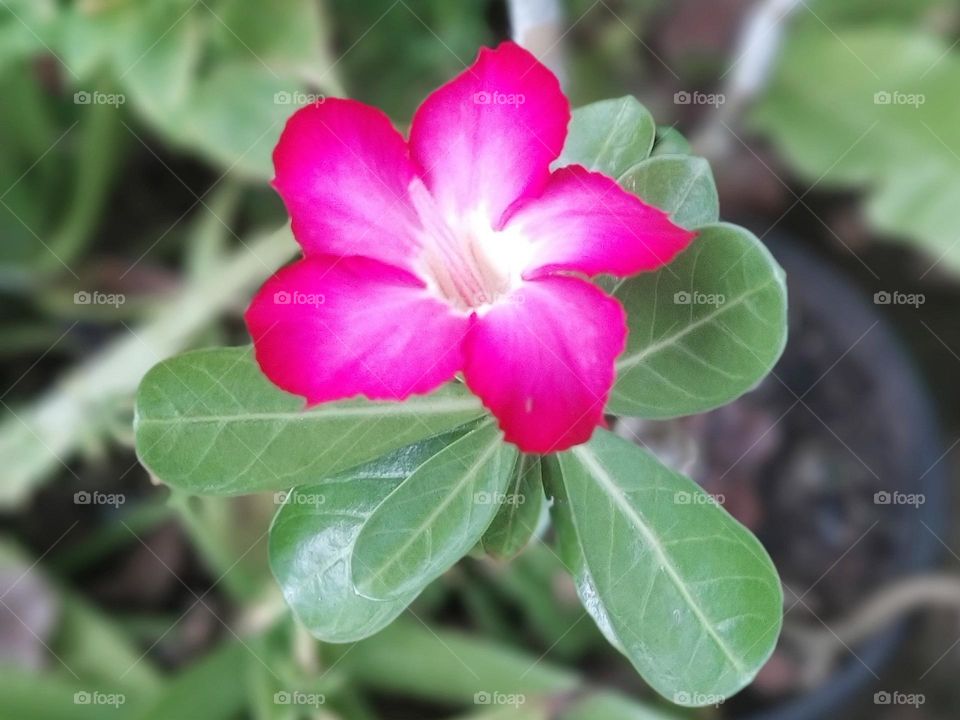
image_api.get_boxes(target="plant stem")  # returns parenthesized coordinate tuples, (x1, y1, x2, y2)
(45, 80, 126, 270)
(0, 225, 296, 507)
(507, 0, 567, 86)
(785, 573, 960, 686)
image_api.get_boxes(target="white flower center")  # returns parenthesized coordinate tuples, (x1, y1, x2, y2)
(409, 179, 532, 314)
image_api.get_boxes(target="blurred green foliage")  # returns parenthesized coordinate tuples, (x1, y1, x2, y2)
(331, 0, 495, 119)
(753, 0, 960, 271)
(0, 3, 677, 719)
(2, 0, 960, 718)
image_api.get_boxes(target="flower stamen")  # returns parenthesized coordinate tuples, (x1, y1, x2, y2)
(410, 178, 524, 313)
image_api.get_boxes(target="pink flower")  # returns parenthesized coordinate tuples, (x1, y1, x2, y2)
(245, 42, 695, 453)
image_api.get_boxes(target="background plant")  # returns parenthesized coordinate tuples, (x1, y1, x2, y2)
(2, 1, 960, 719)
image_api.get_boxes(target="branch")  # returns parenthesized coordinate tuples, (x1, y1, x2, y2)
(0, 223, 296, 506)
(692, 0, 804, 158)
(506, 0, 567, 87)
(785, 574, 960, 687)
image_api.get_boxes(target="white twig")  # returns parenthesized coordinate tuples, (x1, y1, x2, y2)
(786, 574, 960, 687)
(507, 0, 567, 87)
(0, 226, 296, 506)
(693, 0, 804, 157)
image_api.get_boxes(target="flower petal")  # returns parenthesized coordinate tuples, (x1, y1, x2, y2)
(502, 165, 697, 279)
(463, 277, 627, 452)
(272, 98, 423, 271)
(245, 256, 468, 403)
(408, 41, 569, 225)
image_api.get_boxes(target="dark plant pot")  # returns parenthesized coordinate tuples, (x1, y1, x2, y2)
(741, 237, 948, 720)
(620, 234, 948, 720)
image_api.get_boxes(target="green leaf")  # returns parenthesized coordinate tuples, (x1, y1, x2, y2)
(555, 96, 656, 177)
(114, 1, 203, 124)
(481, 455, 544, 559)
(59, 0, 331, 180)
(210, 0, 335, 86)
(751, 27, 960, 272)
(178, 61, 299, 179)
(352, 420, 517, 600)
(545, 429, 782, 704)
(619, 155, 719, 229)
(334, 619, 677, 719)
(650, 125, 691, 157)
(269, 425, 474, 642)
(0, 1, 57, 72)
(135, 641, 247, 720)
(58, 3, 128, 79)
(134, 347, 485, 495)
(0, 670, 143, 720)
(610, 223, 787, 418)
(801, 0, 941, 26)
